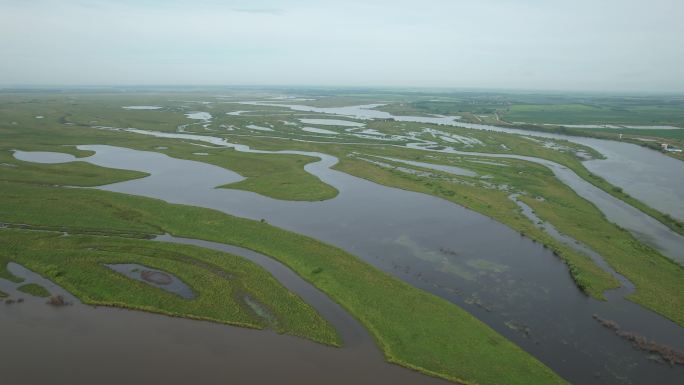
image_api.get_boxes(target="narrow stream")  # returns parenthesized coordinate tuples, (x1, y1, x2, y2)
(507, 194, 636, 300)
(403, 142, 684, 263)
(14, 144, 684, 385)
(88, 127, 684, 263)
(152, 235, 375, 351)
(238, 101, 684, 222)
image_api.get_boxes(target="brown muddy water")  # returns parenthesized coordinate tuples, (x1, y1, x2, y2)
(0, 300, 450, 385)
(0, 254, 450, 385)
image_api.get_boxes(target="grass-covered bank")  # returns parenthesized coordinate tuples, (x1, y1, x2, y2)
(373, 100, 684, 233)
(223, 132, 684, 325)
(1, 229, 339, 345)
(332, 154, 620, 299)
(0, 181, 567, 384)
(16, 283, 50, 298)
(328, 149, 684, 326)
(4, 90, 683, 384)
(0, 107, 338, 202)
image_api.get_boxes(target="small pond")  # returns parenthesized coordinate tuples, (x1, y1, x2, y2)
(106, 263, 195, 299)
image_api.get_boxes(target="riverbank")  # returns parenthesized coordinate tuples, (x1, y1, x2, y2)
(0, 181, 566, 384)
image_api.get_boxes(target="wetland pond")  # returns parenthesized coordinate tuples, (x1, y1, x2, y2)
(106, 263, 195, 299)
(13, 145, 684, 385)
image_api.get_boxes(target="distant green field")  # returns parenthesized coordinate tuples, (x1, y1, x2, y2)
(503, 103, 684, 126)
(587, 127, 684, 140)
(373, 93, 684, 128)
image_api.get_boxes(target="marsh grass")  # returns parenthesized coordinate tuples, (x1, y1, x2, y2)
(17, 283, 50, 298)
(2, 230, 339, 346)
(0, 179, 565, 384)
(5, 91, 682, 384)
(332, 149, 684, 326)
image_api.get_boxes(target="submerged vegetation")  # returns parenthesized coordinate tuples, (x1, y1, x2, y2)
(593, 314, 684, 366)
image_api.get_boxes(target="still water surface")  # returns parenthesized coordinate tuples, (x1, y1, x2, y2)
(0, 242, 448, 385)
(240, 101, 684, 222)
(14, 145, 684, 385)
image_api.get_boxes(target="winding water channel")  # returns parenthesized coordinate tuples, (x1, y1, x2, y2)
(13, 139, 684, 385)
(239, 101, 684, 222)
(102, 127, 684, 263)
(0, 257, 447, 385)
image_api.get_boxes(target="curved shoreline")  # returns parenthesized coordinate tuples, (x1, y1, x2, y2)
(13, 142, 684, 385)
(152, 234, 376, 351)
(238, 101, 684, 223)
(116, 127, 684, 264)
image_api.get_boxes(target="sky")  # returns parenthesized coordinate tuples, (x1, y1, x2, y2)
(1, 0, 683, 92)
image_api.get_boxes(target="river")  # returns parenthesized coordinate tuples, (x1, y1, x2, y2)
(13, 144, 684, 385)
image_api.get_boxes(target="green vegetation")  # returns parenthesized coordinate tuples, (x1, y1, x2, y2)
(373, 93, 684, 128)
(361, 119, 684, 236)
(0, 94, 338, 201)
(0, 167, 566, 384)
(225, 131, 684, 324)
(2, 230, 339, 345)
(328, 150, 684, 325)
(526, 126, 684, 162)
(332, 153, 620, 299)
(17, 283, 50, 297)
(4, 90, 684, 384)
(0, 253, 24, 283)
(0, 289, 8, 298)
(374, 93, 684, 161)
(565, 162, 684, 234)
(503, 103, 684, 126)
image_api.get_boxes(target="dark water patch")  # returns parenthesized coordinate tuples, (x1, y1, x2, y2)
(105, 263, 195, 299)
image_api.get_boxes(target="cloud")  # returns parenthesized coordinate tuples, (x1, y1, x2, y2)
(232, 8, 284, 15)
(0, 0, 682, 92)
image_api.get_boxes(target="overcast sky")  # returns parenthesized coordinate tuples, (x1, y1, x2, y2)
(2, 0, 683, 92)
